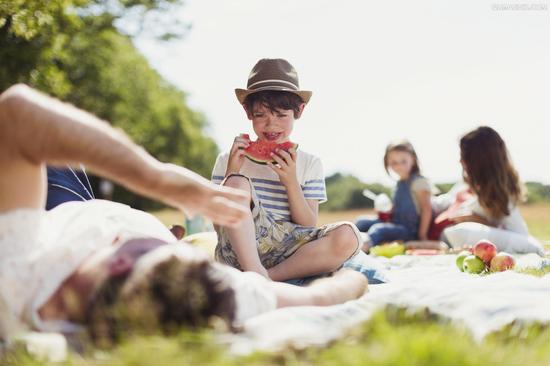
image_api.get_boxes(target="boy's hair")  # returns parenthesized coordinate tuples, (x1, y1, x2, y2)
(85, 256, 236, 347)
(244, 90, 304, 118)
(460, 126, 524, 219)
(383, 139, 421, 176)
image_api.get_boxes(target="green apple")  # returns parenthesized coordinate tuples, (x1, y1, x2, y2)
(456, 251, 472, 272)
(463, 255, 486, 274)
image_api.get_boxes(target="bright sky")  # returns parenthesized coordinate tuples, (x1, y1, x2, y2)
(135, 0, 549, 185)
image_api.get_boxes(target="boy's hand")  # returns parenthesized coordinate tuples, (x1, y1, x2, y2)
(268, 148, 298, 187)
(226, 134, 250, 175)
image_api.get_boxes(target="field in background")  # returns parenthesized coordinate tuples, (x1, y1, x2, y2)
(152, 203, 550, 243)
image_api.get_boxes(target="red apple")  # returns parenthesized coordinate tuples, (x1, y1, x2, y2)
(490, 252, 516, 272)
(473, 240, 497, 263)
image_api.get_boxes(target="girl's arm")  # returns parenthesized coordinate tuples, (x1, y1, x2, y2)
(414, 190, 433, 240)
(450, 214, 492, 226)
(269, 149, 318, 226)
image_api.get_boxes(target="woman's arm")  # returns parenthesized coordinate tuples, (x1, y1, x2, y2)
(414, 190, 433, 240)
(0, 84, 248, 226)
(450, 214, 492, 226)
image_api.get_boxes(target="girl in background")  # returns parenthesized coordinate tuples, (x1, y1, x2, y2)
(450, 126, 528, 233)
(355, 140, 434, 250)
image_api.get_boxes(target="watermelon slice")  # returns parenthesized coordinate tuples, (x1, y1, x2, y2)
(243, 137, 298, 165)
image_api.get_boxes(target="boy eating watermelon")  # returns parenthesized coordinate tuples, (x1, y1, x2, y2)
(211, 58, 363, 282)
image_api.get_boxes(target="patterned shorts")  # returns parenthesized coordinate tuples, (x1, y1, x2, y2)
(214, 174, 362, 271)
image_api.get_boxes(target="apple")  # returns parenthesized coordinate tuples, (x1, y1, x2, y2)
(456, 251, 472, 272)
(463, 255, 486, 274)
(490, 252, 516, 272)
(473, 240, 497, 263)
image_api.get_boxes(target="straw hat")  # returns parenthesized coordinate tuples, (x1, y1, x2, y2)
(235, 58, 312, 104)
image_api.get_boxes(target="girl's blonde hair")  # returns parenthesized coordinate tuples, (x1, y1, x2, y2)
(460, 126, 523, 219)
(383, 139, 421, 176)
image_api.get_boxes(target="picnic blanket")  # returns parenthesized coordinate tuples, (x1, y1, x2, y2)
(225, 253, 550, 354)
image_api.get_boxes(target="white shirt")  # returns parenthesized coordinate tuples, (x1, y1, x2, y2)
(460, 196, 529, 235)
(211, 150, 327, 221)
(0, 200, 278, 340)
(0, 200, 175, 338)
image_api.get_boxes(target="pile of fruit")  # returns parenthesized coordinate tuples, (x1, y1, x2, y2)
(456, 240, 516, 274)
(369, 242, 406, 258)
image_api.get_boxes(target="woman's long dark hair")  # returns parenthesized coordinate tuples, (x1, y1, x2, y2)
(460, 126, 523, 219)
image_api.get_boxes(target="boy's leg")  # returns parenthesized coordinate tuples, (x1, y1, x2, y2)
(269, 269, 368, 307)
(267, 224, 359, 282)
(221, 175, 268, 278)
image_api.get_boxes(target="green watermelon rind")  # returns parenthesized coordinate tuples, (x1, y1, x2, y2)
(244, 141, 298, 165)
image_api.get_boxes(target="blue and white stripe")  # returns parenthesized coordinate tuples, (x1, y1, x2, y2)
(211, 175, 326, 222)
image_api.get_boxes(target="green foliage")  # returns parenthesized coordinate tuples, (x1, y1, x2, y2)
(322, 173, 391, 212)
(0, 0, 217, 209)
(323, 174, 550, 213)
(525, 181, 550, 204)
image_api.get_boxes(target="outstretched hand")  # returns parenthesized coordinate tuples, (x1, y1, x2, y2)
(268, 148, 298, 187)
(158, 163, 250, 228)
(182, 183, 249, 228)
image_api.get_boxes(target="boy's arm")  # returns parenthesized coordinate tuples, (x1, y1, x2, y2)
(414, 190, 433, 240)
(285, 184, 319, 226)
(0, 84, 248, 226)
(270, 149, 318, 226)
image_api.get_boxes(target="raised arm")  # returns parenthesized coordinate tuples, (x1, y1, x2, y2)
(0, 84, 248, 226)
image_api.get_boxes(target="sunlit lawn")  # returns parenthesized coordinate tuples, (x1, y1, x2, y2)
(153, 203, 550, 243)
(6, 204, 550, 365)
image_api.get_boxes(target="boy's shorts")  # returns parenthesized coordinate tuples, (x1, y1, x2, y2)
(214, 174, 362, 271)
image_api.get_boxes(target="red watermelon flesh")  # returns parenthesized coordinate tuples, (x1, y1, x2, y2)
(244, 139, 298, 165)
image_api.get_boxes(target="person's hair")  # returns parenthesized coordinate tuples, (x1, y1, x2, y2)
(85, 256, 236, 347)
(460, 126, 523, 219)
(383, 139, 421, 177)
(244, 90, 303, 118)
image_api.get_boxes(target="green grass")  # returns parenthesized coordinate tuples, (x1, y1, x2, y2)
(4, 203, 550, 365)
(5, 311, 550, 366)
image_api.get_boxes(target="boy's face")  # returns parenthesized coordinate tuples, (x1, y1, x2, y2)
(246, 102, 304, 143)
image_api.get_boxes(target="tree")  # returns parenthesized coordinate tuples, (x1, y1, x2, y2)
(1, 0, 218, 209)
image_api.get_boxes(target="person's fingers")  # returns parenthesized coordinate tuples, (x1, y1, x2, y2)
(277, 149, 293, 164)
(289, 148, 297, 161)
(218, 184, 249, 202)
(267, 161, 283, 174)
(231, 140, 249, 153)
(207, 196, 248, 227)
(270, 152, 287, 168)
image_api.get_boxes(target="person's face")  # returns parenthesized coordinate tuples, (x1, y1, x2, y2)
(246, 103, 303, 144)
(80, 238, 168, 293)
(387, 150, 415, 180)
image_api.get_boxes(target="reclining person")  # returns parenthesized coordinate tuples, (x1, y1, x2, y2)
(0, 85, 367, 345)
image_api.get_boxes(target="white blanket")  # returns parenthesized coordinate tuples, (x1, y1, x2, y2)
(227, 254, 550, 354)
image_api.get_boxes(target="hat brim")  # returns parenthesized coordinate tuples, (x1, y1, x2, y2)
(235, 87, 312, 105)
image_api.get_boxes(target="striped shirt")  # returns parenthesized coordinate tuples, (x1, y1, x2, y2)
(211, 150, 327, 222)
